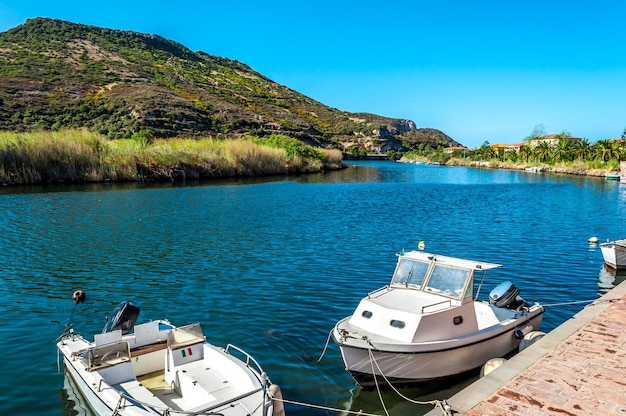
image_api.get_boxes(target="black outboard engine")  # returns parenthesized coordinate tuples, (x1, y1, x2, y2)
(102, 301, 140, 335)
(489, 281, 529, 311)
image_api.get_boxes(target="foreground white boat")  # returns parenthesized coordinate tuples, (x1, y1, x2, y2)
(600, 239, 626, 269)
(57, 301, 283, 416)
(332, 250, 544, 386)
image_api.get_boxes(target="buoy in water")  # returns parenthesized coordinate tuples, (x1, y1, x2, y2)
(519, 331, 546, 351)
(480, 358, 507, 377)
(418, 241, 425, 250)
(72, 290, 86, 304)
(588, 236, 599, 244)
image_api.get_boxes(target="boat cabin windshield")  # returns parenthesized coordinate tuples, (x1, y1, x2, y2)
(424, 264, 471, 299)
(392, 258, 430, 288)
(391, 256, 473, 300)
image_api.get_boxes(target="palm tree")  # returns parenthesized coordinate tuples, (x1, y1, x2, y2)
(574, 139, 593, 161)
(504, 149, 519, 162)
(472, 144, 494, 161)
(593, 139, 618, 162)
(519, 144, 532, 163)
(553, 139, 573, 162)
(534, 142, 552, 162)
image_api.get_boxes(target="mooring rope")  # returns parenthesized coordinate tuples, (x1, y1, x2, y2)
(273, 397, 383, 416)
(365, 340, 453, 416)
(317, 327, 334, 363)
(541, 297, 619, 308)
(367, 345, 390, 416)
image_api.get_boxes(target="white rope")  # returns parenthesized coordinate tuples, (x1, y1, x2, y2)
(274, 397, 383, 416)
(367, 346, 390, 416)
(316, 328, 334, 363)
(365, 340, 453, 416)
(542, 298, 618, 308)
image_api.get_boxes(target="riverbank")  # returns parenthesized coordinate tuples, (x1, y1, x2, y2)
(446, 158, 615, 177)
(0, 130, 344, 185)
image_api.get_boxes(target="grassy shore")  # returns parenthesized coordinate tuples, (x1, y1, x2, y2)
(0, 130, 344, 185)
(444, 157, 618, 177)
(400, 153, 622, 178)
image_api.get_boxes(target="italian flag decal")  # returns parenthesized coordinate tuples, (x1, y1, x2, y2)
(181, 347, 193, 358)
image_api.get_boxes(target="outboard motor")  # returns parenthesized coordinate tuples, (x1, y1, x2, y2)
(102, 301, 140, 335)
(489, 281, 528, 310)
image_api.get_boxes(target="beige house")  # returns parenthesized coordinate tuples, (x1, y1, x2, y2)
(444, 146, 470, 154)
(528, 134, 581, 148)
(489, 135, 582, 152)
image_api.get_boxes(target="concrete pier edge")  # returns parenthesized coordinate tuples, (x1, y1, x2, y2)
(424, 278, 626, 415)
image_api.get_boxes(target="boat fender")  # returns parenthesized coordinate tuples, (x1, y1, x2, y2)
(480, 358, 507, 377)
(514, 323, 533, 339)
(72, 290, 86, 304)
(269, 384, 285, 416)
(519, 331, 546, 352)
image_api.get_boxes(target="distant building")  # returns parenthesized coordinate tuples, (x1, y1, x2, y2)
(444, 146, 469, 154)
(488, 134, 582, 152)
(529, 134, 581, 148)
(490, 143, 528, 152)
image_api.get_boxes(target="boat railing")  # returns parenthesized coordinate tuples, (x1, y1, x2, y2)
(367, 286, 389, 298)
(421, 299, 452, 313)
(225, 343, 266, 380)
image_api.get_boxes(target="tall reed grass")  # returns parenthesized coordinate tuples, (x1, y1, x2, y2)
(0, 129, 345, 185)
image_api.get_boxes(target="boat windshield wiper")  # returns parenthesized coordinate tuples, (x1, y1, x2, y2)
(405, 266, 415, 287)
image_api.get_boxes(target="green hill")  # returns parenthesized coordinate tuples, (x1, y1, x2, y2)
(0, 18, 460, 154)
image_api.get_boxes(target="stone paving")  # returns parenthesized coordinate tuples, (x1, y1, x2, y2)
(426, 279, 626, 416)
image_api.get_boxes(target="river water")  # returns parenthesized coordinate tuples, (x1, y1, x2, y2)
(2, 161, 625, 415)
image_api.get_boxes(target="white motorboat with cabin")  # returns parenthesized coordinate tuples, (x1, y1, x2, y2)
(332, 250, 544, 386)
(57, 301, 283, 416)
(600, 239, 626, 270)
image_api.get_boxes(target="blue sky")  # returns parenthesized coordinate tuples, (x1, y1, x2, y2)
(1, 0, 625, 148)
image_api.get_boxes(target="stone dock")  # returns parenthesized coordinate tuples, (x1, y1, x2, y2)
(425, 278, 626, 416)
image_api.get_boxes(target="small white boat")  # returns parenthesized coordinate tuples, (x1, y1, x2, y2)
(332, 250, 544, 386)
(606, 172, 620, 180)
(57, 301, 283, 416)
(604, 172, 620, 181)
(524, 166, 542, 173)
(600, 239, 626, 269)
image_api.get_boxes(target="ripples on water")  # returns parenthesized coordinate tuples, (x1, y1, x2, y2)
(1, 162, 625, 416)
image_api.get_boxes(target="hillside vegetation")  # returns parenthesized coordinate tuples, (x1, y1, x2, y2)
(0, 129, 344, 185)
(0, 18, 459, 157)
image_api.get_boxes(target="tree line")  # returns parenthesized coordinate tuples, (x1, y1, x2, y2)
(403, 127, 626, 171)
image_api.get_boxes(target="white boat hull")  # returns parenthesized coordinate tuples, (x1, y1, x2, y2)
(331, 250, 546, 387)
(600, 240, 626, 269)
(334, 309, 544, 386)
(57, 317, 277, 416)
(63, 356, 114, 416)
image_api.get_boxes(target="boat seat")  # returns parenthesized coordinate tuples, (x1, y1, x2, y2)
(97, 360, 136, 385)
(170, 360, 217, 409)
(117, 380, 167, 410)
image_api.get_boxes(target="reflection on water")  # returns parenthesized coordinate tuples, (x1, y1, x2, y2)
(597, 264, 626, 292)
(60, 373, 95, 416)
(336, 372, 480, 416)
